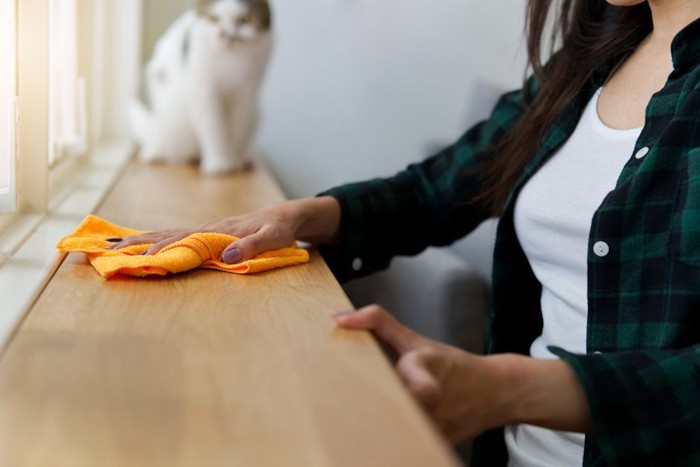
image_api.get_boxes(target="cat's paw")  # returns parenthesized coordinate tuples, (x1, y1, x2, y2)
(242, 147, 259, 167)
(138, 145, 165, 163)
(200, 157, 249, 175)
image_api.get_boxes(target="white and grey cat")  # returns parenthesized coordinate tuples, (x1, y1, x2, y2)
(129, 0, 273, 174)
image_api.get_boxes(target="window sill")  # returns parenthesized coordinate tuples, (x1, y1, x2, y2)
(0, 139, 134, 349)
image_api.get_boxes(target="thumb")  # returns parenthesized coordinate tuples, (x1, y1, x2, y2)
(221, 226, 289, 263)
(397, 349, 442, 409)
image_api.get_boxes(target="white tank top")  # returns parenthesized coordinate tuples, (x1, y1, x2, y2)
(506, 88, 642, 466)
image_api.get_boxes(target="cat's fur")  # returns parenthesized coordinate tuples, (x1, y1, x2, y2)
(129, 0, 273, 174)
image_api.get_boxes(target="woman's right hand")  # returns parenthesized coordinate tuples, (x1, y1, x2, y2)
(106, 196, 341, 263)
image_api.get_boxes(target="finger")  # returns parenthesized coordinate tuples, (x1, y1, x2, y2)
(397, 350, 442, 409)
(105, 229, 181, 249)
(333, 305, 427, 355)
(221, 224, 291, 263)
(142, 231, 194, 255)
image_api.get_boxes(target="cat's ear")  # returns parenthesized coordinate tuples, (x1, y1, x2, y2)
(196, 0, 219, 22)
(196, 0, 213, 16)
(246, 0, 272, 30)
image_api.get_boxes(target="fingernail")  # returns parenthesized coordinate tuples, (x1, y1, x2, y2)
(222, 248, 242, 264)
(332, 310, 357, 319)
(106, 238, 123, 242)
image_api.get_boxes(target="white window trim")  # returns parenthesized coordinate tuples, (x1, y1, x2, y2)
(0, 0, 18, 217)
(0, 97, 18, 219)
(0, 0, 143, 347)
(49, 0, 89, 167)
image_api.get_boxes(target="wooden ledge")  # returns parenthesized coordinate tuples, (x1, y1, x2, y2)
(0, 161, 459, 466)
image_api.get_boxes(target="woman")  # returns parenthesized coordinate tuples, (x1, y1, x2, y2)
(111, 0, 700, 464)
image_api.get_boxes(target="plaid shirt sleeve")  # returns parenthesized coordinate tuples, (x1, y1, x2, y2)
(318, 85, 530, 282)
(551, 346, 700, 465)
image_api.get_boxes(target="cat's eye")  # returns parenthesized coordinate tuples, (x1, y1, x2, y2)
(236, 15, 252, 26)
(198, 8, 220, 23)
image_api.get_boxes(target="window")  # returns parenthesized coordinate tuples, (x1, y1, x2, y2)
(0, 0, 142, 329)
(48, 0, 87, 166)
(0, 0, 17, 214)
(0, 0, 141, 222)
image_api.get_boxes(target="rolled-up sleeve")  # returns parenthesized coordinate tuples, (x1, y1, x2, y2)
(550, 345, 700, 465)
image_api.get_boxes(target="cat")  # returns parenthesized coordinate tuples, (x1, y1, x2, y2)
(129, 0, 273, 174)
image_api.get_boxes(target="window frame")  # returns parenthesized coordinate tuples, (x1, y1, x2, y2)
(48, 0, 88, 168)
(0, 0, 18, 219)
(0, 0, 143, 226)
(0, 0, 143, 344)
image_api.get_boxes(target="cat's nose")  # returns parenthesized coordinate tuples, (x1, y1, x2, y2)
(220, 31, 242, 46)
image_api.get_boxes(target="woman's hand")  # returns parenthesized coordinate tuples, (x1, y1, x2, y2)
(333, 305, 593, 444)
(107, 196, 342, 263)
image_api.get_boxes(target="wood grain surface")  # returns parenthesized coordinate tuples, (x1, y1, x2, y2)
(0, 161, 458, 467)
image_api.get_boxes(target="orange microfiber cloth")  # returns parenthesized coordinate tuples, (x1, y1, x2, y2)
(57, 215, 310, 279)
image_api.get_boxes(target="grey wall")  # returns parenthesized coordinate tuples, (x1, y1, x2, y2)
(142, 0, 192, 60)
(142, 0, 528, 198)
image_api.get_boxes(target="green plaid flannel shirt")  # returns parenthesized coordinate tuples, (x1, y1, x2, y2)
(320, 18, 700, 467)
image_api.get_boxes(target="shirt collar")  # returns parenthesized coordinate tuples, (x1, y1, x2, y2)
(671, 16, 700, 70)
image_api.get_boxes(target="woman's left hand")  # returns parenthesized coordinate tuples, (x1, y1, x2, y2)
(333, 305, 593, 444)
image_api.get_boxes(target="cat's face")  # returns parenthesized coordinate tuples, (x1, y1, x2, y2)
(197, 0, 272, 46)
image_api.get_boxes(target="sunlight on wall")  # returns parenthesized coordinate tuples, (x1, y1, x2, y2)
(93, 0, 143, 140)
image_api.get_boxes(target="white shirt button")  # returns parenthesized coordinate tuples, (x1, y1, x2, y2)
(634, 147, 649, 159)
(593, 241, 610, 257)
(351, 257, 363, 272)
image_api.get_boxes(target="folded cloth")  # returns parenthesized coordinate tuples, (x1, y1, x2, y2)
(56, 215, 310, 279)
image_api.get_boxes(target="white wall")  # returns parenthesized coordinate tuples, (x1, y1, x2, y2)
(142, 0, 528, 198)
(260, 0, 527, 197)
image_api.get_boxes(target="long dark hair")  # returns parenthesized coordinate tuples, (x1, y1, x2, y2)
(475, 0, 652, 215)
